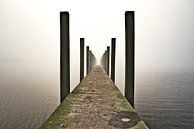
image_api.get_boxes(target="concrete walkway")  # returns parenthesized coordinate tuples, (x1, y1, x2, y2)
(40, 66, 148, 129)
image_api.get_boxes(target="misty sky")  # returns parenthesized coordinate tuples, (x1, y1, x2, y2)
(0, 0, 194, 91)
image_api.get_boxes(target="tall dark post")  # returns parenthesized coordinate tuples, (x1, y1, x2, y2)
(86, 46, 90, 75)
(111, 38, 116, 82)
(80, 38, 84, 81)
(60, 12, 70, 103)
(125, 11, 135, 107)
(107, 46, 110, 76)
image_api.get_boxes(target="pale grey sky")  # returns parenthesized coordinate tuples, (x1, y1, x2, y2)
(0, 0, 194, 92)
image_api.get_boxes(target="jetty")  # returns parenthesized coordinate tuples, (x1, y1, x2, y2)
(40, 11, 149, 129)
(40, 66, 148, 129)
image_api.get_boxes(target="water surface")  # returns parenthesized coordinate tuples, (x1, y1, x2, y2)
(136, 71, 194, 129)
(0, 62, 194, 129)
(0, 62, 59, 129)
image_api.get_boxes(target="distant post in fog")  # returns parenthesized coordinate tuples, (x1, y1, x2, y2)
(107, 46, 110, 76)
(111, 38, 116, 82)
(80, 38, 84, 81)
(104, 51, 107, 73)
(86, 46, 90, 75)
(89, 50, 92, 71)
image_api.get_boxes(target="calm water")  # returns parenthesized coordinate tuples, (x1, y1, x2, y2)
(0, 62, 194, 129)
(136, 71, 194, 129)
(0, 62, 59, 129)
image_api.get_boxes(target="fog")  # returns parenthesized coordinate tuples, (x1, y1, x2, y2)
(0, 0, 194, 93)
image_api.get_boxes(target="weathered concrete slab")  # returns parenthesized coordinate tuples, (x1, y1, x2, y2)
(40, 66, 148, 129)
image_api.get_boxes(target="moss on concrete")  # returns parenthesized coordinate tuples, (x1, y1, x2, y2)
(133, 121, 149, 129)
(39, 66, 149, 129)
(110, 84, 148, 128)
(39, 83, 83, 129)
(112, 84, 135, 112)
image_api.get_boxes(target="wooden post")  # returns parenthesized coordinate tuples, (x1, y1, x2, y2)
(60, 12, 70, 103)
(105, 51, 107, 72)
(101, 53, 105, 71)
(102, 53, 105, 70)
(103, 52, 106, 71)
(90, 51, 92, 70)
(101, 54, 103, 69)
(111, 38, 116, 82)
(93, 54, 96, 67)
(91, 52, 95, 69)
(125, 11, 135, 107)
(86, 46, 90, 75)
(103, 52, 106, 72)
(105, 50, 108, 73)
(89, 50, 92, 72)
(80, 38, 84, 81)
(107, 46, 110, 76)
